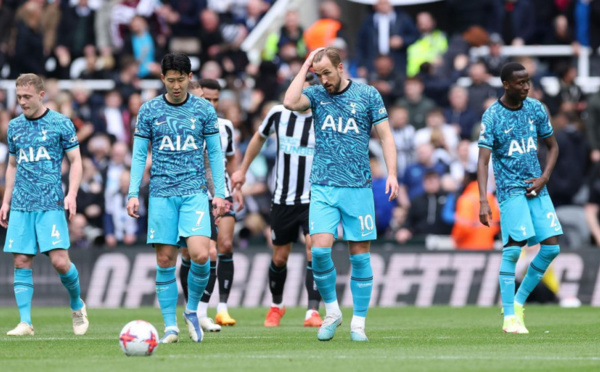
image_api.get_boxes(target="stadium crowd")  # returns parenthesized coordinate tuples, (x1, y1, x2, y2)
(0, 0, 600, 250)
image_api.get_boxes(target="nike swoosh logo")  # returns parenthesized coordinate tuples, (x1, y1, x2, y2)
(155, 121, 167, 126)
(13, 135, 22, 141)
(192, 227, 202, 231)
(361, 231, 373, 237)
(320, 101, 332, 105)
(52, 240, 62, 245)
(504, 127, 514, 134)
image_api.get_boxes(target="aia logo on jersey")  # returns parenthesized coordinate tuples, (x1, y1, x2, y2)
(508, 137, 537, 156)
(158, 135, 199, 151)
(321, 115, 359, 134)
(17, 146, 51, 163)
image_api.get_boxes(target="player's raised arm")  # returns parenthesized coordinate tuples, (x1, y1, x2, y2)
(0, 155, 16, 228)
(283, 48, 323, 111)
(477, 147, 492, 227)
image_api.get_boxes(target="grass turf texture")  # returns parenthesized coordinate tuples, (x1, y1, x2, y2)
(0, 306, 598, 372)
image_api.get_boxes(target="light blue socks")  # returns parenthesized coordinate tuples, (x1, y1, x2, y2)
(187, 260, 210, 312)
(156, 265, 178, 328)
(59, 263, 84, 311)
(311, 247, 338, 304)
(14, 268, 33, 325)
(515, 245, 560, 305)
(499, 247, 521, 316)
(350, 253, 373, 317)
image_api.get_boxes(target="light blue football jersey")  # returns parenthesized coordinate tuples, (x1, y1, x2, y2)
(134, 94, 219, 197)
(478, 98, 554, 203)
(7, 109, 79, 212)
(303, 81, 388, 188)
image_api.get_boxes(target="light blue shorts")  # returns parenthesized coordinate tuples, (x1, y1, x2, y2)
(309, 184, 377, 241)
(4, 210, 70, 254)
(499, 194, 563, 246)
(147, 194, 211, 247)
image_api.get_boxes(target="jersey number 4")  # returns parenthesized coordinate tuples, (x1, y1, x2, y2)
(51, 224, 60, 239)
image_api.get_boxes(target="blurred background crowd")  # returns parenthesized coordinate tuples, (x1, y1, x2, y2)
(0, 0, 600, 250)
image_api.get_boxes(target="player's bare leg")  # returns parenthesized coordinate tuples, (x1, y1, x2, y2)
(180, 247, 191, 302)
(264, 242, 291, 327)
(216, 216, 236, 326)
(7, 254, 35, 336)
(155, 244, 180, 343)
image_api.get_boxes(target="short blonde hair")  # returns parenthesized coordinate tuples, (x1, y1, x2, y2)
(15, 73, 45, 92)
(313, 47, 342, 67)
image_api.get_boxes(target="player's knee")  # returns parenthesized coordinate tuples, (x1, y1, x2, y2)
(272, 255, 288, 268)
(502, 246, 521, 263)
(181, 248, 191, 261)
(218, 239, 233, 254)
(13, 256, 33, 269)
(51, 257, 71, 274)
(156, 254, 175, 268)
(190, 251, 209, 265)
(540, 244, 560, 260)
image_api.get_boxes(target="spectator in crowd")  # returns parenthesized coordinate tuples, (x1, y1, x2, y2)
(356, 0, 418, 79)
(395, 77, 436, 130)
(104, 168, 138, 248)
(444, 85, 478, 140)
(262, 9, 306, 65)
(452, 172, 500, 249)
(554, 63, 586, 117)
(395, 171, 454, 244)
(110, 0, 162, 51)
(479, 33, 508, 77)
(241, 0, 268, 34)
(406, 11, 447, 77)
(449, 139, 478, 186)
(97, 90, 130, 143)
(123, 15, 160, 78)
(77, 156, 105, 229)
(497, 0, 536, 46)
(389, 105, 415, 179)
(585, 164, 600, 247)
(105, 141, 130, 203)
(541, 111, 587, 207)
(371, 156, 399, 234)
(414, 108, 459, 162)
(467, 62, 497, 116)
(157, 0, 205, 54)
(403, 142, 447, 200)
(87, 133, 111, 175)
(10, 0, 45, 77)
(113, 56, 141, 103)
(0, 0, 15, 72)
(368, 54, 404, 107)
(54, 0, 97, 78)
(585, 88, 600, 164)
(303, 0, 344, 53)
(446, 0, 500, 36)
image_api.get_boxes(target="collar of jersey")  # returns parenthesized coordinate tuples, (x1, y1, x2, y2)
(25, 108, 50, 121)
(497, 98, 523, 111)
(331, 79, 352, 96)
(162, 93, 189, 106)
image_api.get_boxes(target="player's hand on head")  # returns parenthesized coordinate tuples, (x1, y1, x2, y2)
(306, 47, 325, 67)
(385, 175, 400, 202)
(127, 197, 140, 218)
(479, 200, 491, 227)
(0, 203, 10, 228)
(64, 194, 77, 221)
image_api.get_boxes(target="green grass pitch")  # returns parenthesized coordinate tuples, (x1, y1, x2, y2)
(0, 306, 598, 372)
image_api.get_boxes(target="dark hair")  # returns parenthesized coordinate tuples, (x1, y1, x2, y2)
(500, 62, 526, 83)
(188, 80, 202, 90)
(161, 53, 191, 76)
(198, 78, 221, 91)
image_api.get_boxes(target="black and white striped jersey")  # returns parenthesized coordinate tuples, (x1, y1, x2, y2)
(259, 104, 314, 205)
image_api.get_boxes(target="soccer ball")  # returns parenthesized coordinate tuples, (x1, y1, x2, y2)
(119, 320, 159, 356)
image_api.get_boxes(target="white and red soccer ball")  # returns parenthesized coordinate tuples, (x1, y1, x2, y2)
(119, 320, 159, 356)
